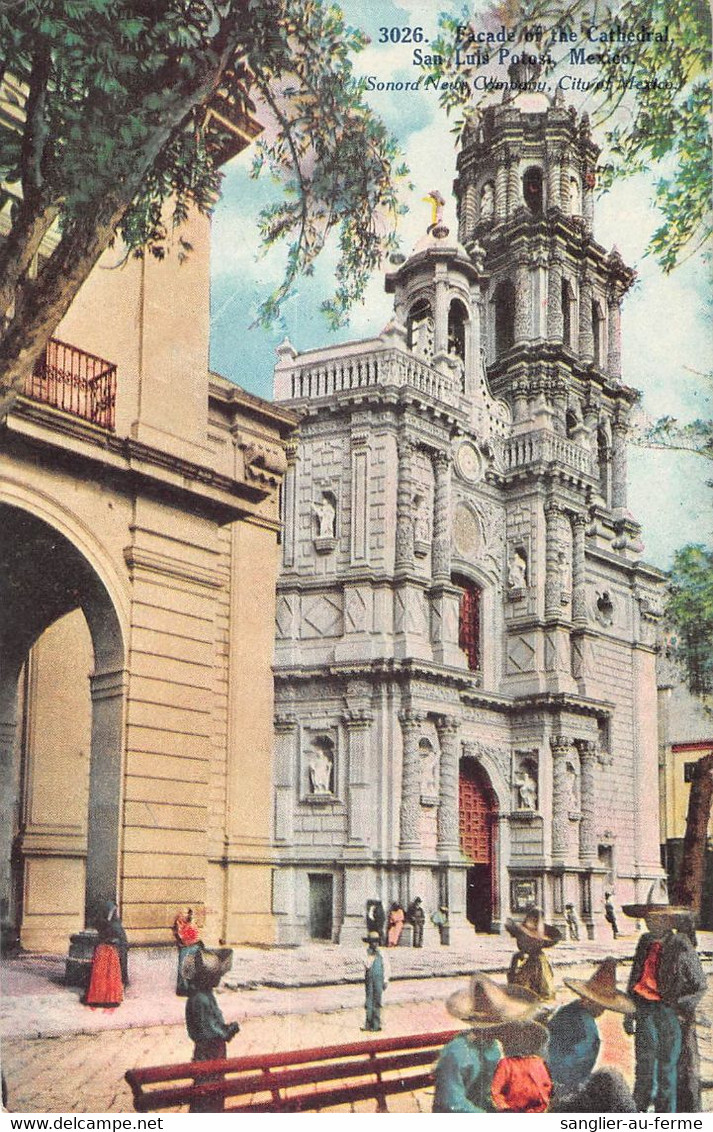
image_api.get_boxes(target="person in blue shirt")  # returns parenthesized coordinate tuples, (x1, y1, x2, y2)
(362, 931, 390, 1031)
(433, 974, 539, 1112)
(547, 957, 636, 1112)
(183, 948, 240, 1112)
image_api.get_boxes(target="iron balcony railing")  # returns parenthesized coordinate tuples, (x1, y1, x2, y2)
(25, 337, 117, 430)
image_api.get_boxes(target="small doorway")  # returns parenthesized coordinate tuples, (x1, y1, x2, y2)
(466, 865, 492, 932)
(308, 873, 333, 940)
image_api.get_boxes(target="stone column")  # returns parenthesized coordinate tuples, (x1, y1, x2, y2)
(274, 711, 299, 844)
(399, 710, 425, 851)
(544, 501, 565, 618)
(344, 709, 373, 847)
(495, 162, 508, 221)
(395, 436, 415, 572)
(436, 715, 460, 852)
(514, 259, 530, 344)
(611, 416, 628, 510)
(546, 151, 561, 210)
(559, 161, 571, 211)
(550, 734, 571, 863)
(85, 669, 127, 924)
(432, 451, 452, 582)
(576, 739, 598, 864)
(434, 277, 449, 357)
(578, 273, 594, 362)
(461, 182, 477, 243)
(350, 429, 370, 566)
(582, 175, 594, 234)
(507, 158, 520, 217)
(547, 254, 563, 341)
(281, 441, 298, 569)
(571, 513, 588, 626)
(607, 292, 622, 380)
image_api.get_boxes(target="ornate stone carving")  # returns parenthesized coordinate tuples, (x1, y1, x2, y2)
(513, 749, 539, 811)
(462, 739, 510, 782)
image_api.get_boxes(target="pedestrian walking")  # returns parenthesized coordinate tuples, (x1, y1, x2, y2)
(506, 907, 562, 1001)
(407, 897, 425, 947)
(362, 930, 390, 1032)
(565, 902, 580, 942)
(491, 1019, 552, 1112)
(546, 956, 637, 1112)
(183, 948, 240, 1112)
(623, 890, 706, 1113)
(604, 891, 620, 939)
(386, 902, 405, 947)
(433, 974, 539, 1112)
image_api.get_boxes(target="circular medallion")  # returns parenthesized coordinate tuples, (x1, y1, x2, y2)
(456, 441, 482, 483)
(453, 502, 481, 558)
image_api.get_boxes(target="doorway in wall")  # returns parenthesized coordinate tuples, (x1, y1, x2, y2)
(308, 873, 333, 940)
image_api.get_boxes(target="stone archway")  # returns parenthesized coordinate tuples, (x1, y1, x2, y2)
(459, 758, 499, 932)
(0, 504, 125, 951)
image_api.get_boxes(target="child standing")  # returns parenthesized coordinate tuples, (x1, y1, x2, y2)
(491, 1020, 552, 1113)
(182, 949, 240, 1112)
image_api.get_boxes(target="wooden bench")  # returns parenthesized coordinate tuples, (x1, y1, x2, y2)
(125, 1028, 460, 1113)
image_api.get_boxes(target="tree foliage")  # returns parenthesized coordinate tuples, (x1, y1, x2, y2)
(0, 0, 404, 412)
(665, 544, 713, 698)
(428, 0, 712, 271)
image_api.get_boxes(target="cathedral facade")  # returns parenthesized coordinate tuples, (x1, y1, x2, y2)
(271, 92, 665, 946)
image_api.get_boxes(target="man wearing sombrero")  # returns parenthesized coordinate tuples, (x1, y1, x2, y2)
(433, 974, 539, 1112)
(183, 948, 240, 1112)
(624, 887, 706, 1113)
(546, 956, 637, 1112)
(506, 907, 562, 1001)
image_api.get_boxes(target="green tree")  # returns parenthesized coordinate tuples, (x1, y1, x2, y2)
(0, 0, 404, 417)
(429, 0, 712, 271)
(666, 544, 713, 698)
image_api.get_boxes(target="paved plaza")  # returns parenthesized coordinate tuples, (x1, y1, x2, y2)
(2, 933, 711, 1114)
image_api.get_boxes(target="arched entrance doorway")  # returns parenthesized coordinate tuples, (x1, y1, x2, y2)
(459, 759, 498, 931)
(0, 504, 125, 951)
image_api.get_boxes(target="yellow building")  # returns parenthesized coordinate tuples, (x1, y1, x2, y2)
(0, 79, 296, 953)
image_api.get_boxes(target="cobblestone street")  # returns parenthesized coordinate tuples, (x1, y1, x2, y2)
(2, 939, 711, 1114)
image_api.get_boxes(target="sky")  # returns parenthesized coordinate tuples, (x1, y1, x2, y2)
(208, 0, 712, 570)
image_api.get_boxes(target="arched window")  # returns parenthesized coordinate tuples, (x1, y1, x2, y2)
(453, 573, 482, 671)
(592, 301, 605, 368)
(523, 167, 543, 215)
(407, 298, 434, 361)
(561, 278, 575, 347)
(493, 280, 515, 356)
(448, 298, 468, 367)
(597, 426, 610, 504)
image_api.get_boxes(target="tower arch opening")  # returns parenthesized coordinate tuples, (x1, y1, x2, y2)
(407, 297, 434, 361)
(523, 166, 544, 215)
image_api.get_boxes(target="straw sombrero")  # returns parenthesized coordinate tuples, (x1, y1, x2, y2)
(446, 974, 540, 1027)
(506, 908, 563, 951)
(181, 947, 233, 987)
(564, 956, 634, 1015)
(621, 882, 693, 923)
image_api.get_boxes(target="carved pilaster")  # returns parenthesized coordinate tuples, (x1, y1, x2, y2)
(550, 734, 571, 861)
(495, 162, 508, 221)
(343, 709, 373, 846)
(507, 158, 520, 217)
(571, 513, 588, 626)
(546, 151, 561, 210)
(462, 182, 477, 244)
(578, 273, 594, 361)
(575, 739, 598, 864)
(436, 715, 460, 851)
(611, 416, 628, 510)
(432, 451, 452, 581)
(607, 292, 622, 380)
(514, 260, 530, 343)
(274, 712, 299, 843)
(399, 709, 426, 850)
(547, 255, 563, 341)
(544, 501, 565, 618)
(395, 436, 415, 571)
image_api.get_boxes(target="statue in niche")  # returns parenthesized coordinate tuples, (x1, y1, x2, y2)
(480, 182, 494, 219)
(507, 548, 528, 589)
(312, 493, 336, 539)
(557, 548, 571, 600)
(414, 494, 431, 544)
(514, 764, 538, 811)
(308, 744, 333, 794)
(420, 741, 438, 796)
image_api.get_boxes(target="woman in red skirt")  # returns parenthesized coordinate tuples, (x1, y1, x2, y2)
(84, 901, 126, 1007)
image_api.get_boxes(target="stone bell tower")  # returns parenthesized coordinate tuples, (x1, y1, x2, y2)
(453, 91, 644, 701)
